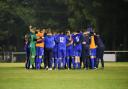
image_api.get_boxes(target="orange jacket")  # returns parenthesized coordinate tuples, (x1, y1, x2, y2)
(36, 32, 44, 48)
(90, 36, 96, 49)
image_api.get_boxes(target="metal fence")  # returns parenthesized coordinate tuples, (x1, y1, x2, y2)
(0, 52, 26, 62)
(0, 51, 128, 62)
(104, 51, 128, 62)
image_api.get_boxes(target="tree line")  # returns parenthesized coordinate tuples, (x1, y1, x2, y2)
(0, 0, 128, 51)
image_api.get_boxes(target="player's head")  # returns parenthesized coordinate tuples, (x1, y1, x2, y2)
(66, 30, 70, 36)
(53, 30, 57, 35)
(90, 31, 95, 36)
(76, 30, 80, 33)
(60, 31, 64, 34)
(24, 34, 28, 39)
(96, 33, 100, 37)
(30, 27, 36, 33)
(35, 28, 40, 33)
(29, 25, 32, 30)
(47, 28, 52, 35)
(40, 28, 45, 33)
(73, 31, 77, 35)
(83, 31, 89, 36)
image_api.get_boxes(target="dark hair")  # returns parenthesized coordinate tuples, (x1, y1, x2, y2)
(47, 28, 52, 34)
(76, 30, 80, 33)
(90, 32, 94, 36)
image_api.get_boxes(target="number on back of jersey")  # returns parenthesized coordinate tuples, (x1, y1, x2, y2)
(60, 37, 64, 43)
(75, 36, 80, 42)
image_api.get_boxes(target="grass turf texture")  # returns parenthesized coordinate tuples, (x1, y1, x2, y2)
(0, 62, 128, 89)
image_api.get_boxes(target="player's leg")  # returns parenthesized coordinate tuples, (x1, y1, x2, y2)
(25, 47, 30, 69)
(36, 47, 43, 70)
(77, 49, 82, 69)
(30, 47, 36, 69)
(35, 47, 39, 69)
(53, 49, 57, 69)
(85, 56, 90, 70)
(96, 48, 99, 68)
(68, 47, 73, 69)
(54, 45, 59, 69)
(94, 49, 97, 68)
(62, 49, 66, 69)
(76, 56, 81, 69)
(74, 56, 78, 69)
(57, 48, 61, 69)
(66, 47, 72, 69)
(48, 48, 53, 70)
(44, 48, 49, 69)
(90, 56, 94, 69)
(54, 58, 58, 69)
(53, 47, 58, 69)
(59, 49, 64, 69)
(71, 47, 75, 69)
(72, 56, 75, 69)
(81, 49, 85, 69)
(37, 47, 44, 69)
(66, 56, 70, 69)
(90, 49, 93, 69)
(100, 48, 104, 68)
(66, 48, 69, 69)
(73, 47, 78, 69)
(90, 48, 96, 69)
(40, 47, 44, 69)
(74, 48, 80, 69)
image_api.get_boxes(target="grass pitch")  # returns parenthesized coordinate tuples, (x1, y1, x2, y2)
(0, 62, 128, 89)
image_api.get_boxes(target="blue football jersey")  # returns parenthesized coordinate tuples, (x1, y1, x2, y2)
(66, 35, 73, 47)
(73, 33, 82, 46)
(57, 34, 67, 49)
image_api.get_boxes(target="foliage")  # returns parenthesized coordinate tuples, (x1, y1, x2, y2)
(0, 0, 128, 51)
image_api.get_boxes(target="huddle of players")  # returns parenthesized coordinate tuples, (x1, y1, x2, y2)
(24, 25, 105, 70)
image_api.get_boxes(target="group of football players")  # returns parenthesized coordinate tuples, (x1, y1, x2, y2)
(24, 25, 105, 70)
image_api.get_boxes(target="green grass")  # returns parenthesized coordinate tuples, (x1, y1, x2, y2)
(0, 62, 128, 89)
